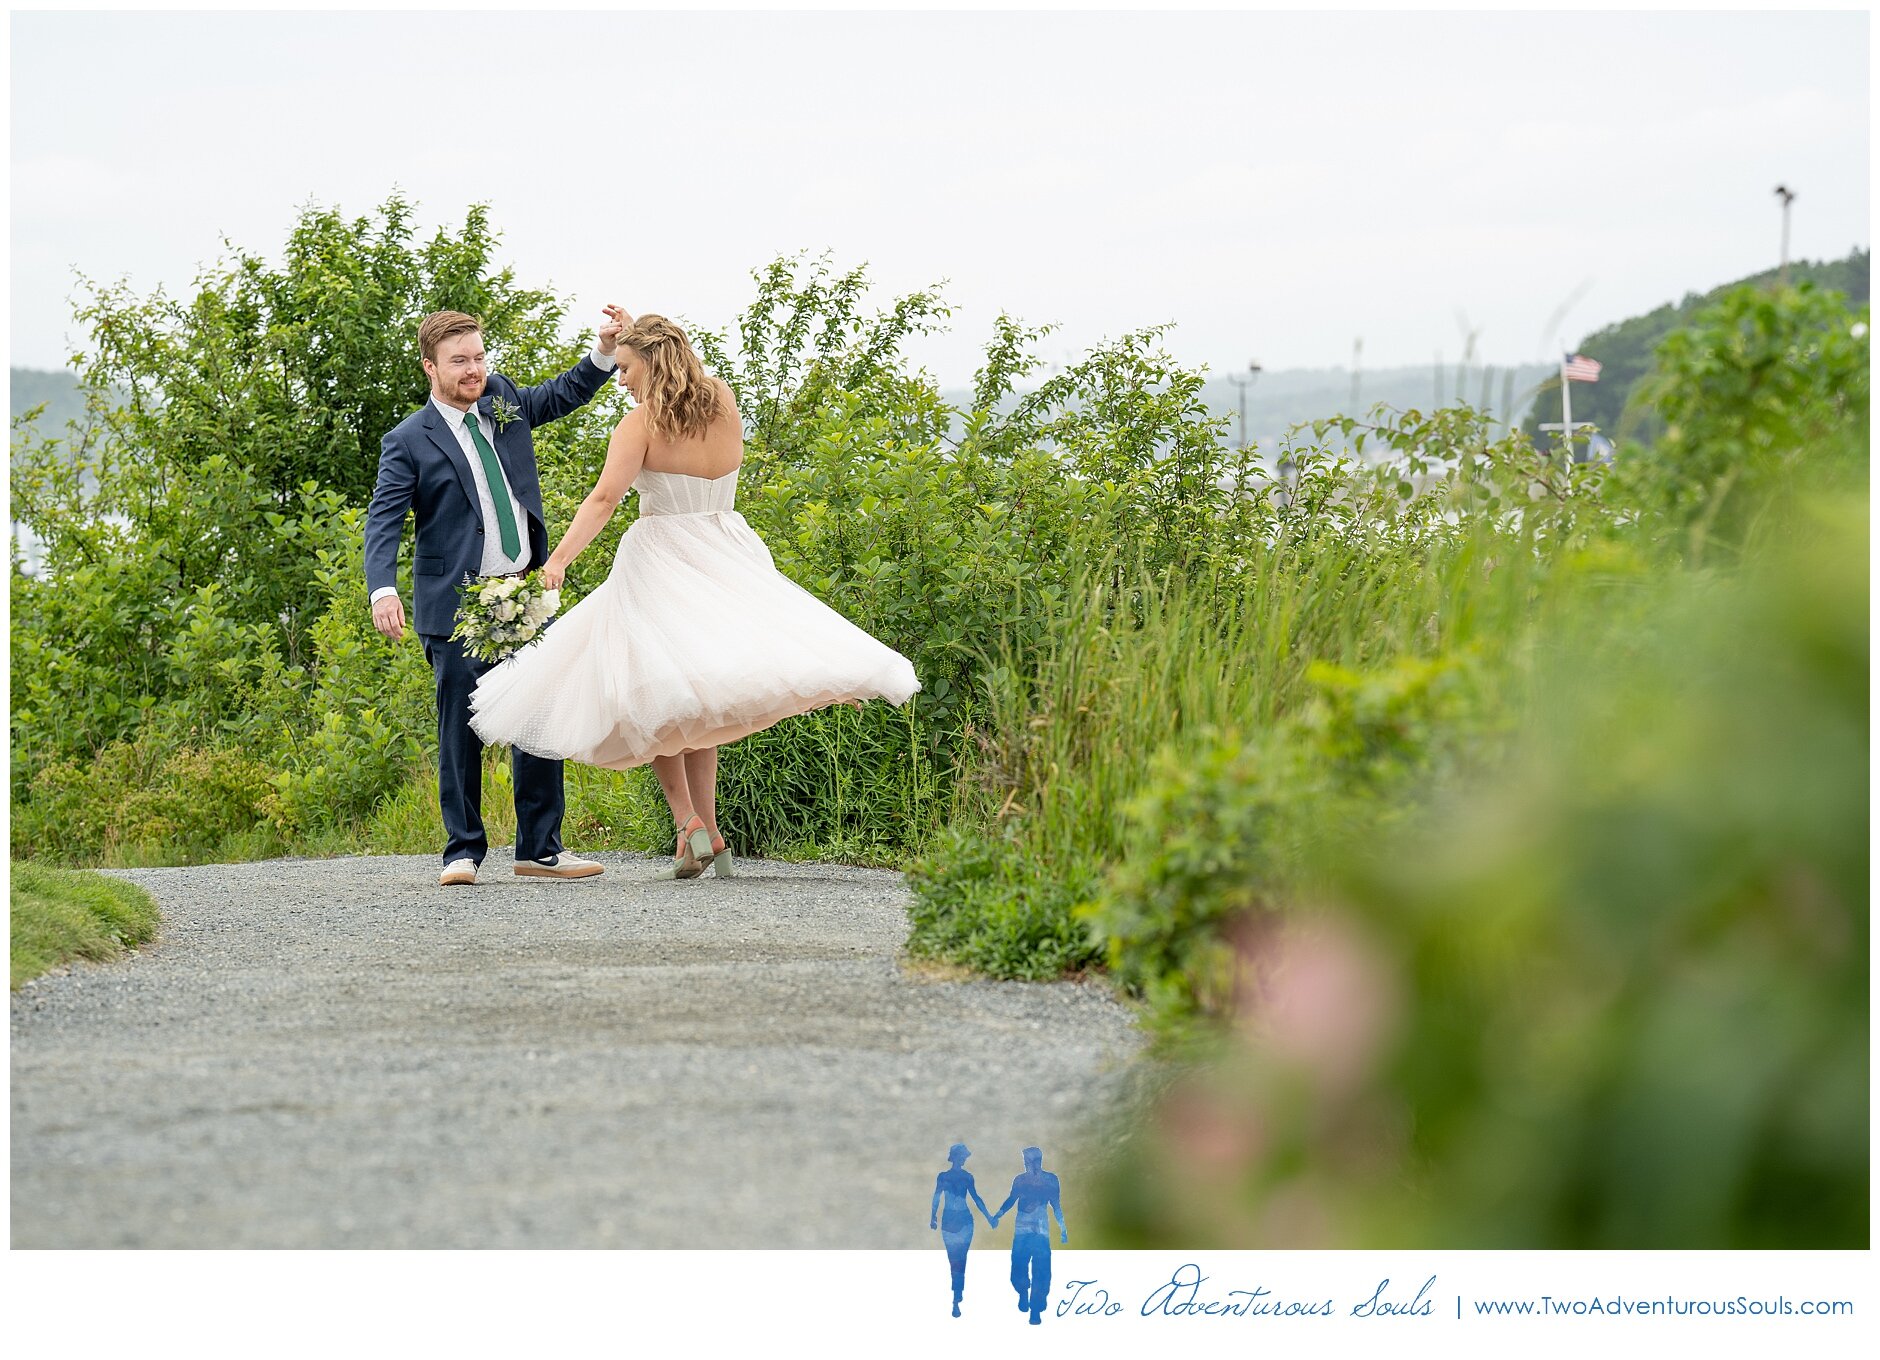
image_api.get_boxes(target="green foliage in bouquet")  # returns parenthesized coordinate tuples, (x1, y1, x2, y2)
(451, 573, 560, 665)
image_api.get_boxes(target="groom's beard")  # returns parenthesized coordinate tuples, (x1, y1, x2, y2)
(440, 373, 486, 406)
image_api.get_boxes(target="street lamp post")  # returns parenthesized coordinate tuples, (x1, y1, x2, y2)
(1227, 359, 1262, 448)
(1775, 185, 1796, 287)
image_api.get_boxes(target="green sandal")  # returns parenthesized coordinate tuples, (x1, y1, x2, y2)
(654, 815, 712, 880)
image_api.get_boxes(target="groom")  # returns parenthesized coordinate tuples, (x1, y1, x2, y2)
(365, 307, 623, 886)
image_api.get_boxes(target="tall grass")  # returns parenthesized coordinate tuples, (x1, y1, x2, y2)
(906, 507, 1547, 977)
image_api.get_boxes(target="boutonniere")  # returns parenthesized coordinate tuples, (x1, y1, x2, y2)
(488, 396, 523, 432)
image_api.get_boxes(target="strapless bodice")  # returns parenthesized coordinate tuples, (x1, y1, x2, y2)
(634, 467, 739, 516)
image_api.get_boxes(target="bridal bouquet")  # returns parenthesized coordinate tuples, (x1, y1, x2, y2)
(451, 572, 561, 664)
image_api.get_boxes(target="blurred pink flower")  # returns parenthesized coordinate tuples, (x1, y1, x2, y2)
(1256, 1179, 1336, 1248)
(1160, 1083, 1263, 1173)
(1238, 914, 1399, 1096)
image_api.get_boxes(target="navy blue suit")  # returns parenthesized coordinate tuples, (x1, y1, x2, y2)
(365, 356, 613, 866)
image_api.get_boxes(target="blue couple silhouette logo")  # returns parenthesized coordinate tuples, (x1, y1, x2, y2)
(929, 1144, 1068, 1324)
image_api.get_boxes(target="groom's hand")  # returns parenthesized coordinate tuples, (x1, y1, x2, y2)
(372, 594, 406, 642)
(597, 304, 630, 357)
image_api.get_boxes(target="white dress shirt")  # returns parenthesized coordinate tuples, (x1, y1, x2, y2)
(371, 348, 615, 606)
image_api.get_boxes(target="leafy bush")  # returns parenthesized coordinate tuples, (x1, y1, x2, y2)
(1090, 653, 1488, 1036)
(900, 402, 1576, 984)
(905, 823, 1107, 979)
(713, 700, 950, 862)
(1622, 280, 1870, 560)
(15, 737, 280, 865)
(265, 707, 413, 838)
(9, 214, 1295, 868)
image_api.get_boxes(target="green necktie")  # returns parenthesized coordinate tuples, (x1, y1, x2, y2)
(464, 411, 521, 559)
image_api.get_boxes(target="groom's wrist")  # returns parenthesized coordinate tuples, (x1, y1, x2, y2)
(588, 347, 617, 372)
(370, 586, 398, 605)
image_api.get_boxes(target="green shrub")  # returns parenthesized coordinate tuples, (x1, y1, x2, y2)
(712, 700, 950, 862)
(905, 823, 1106, 979)
(1623, 280, 1870, 561)
(13, 218, 1289, 869)
(1089, 654, 1489, 1035)
(265, 707, 412, 838)
(903, 470, 1550, 983)
(14, 737, 280, 865)
(12, 740, 157, 862)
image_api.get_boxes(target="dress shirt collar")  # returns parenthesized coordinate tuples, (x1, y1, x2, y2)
(431, 396, 483, 432)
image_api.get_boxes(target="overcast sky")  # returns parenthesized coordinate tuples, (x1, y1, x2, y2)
(9, 7, 1870, 385)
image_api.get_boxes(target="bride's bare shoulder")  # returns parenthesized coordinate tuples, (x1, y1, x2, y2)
(711, 376, 740, 415)
(608, 405, 648, 452)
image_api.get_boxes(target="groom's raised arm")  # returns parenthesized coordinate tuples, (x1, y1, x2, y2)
(511, 349, 614, 428)
(512, 305, 626, 426)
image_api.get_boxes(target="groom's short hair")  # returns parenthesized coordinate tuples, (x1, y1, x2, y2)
(418, 310, 484, 363)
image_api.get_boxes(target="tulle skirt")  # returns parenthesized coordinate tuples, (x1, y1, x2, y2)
(467, 511, 920, 769)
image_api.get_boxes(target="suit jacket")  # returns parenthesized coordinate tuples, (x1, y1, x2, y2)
(364, 356, 612, 637)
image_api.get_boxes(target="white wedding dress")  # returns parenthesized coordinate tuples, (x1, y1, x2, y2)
(467, 467, 920, 769)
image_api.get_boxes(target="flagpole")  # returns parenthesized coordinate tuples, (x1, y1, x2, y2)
(1559, 355, 1572, 461)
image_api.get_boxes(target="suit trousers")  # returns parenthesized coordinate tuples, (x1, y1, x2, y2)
(423, 633, 565, 866)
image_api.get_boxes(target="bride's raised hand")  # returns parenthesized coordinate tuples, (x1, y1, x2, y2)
(597, 304, 632, 356)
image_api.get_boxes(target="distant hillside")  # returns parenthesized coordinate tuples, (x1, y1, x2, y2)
(1521, 248, 1870, 446)
(941, 362, 1554, 463)
(10, 367, 92, 433)
(1194, 362, 1553, 452)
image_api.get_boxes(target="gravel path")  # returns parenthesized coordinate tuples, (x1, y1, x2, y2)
(10, 852, 1144, 1248)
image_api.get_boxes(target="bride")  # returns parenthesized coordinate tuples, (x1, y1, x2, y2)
(467, 312, 920, 879)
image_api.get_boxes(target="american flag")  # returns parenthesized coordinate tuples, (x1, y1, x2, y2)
(1562, 353, 1603, 382)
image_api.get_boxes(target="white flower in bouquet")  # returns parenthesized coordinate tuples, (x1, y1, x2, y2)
(451, 571, 562, 664)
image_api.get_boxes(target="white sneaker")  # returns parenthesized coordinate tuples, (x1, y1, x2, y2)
(515, 850, 604, 879)
(440, 859, 478, 886)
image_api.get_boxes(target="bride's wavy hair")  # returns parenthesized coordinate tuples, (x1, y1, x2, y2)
(624, 314, 727, 441)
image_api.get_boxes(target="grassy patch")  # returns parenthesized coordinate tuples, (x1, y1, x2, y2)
(10, 861, 160, 988)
